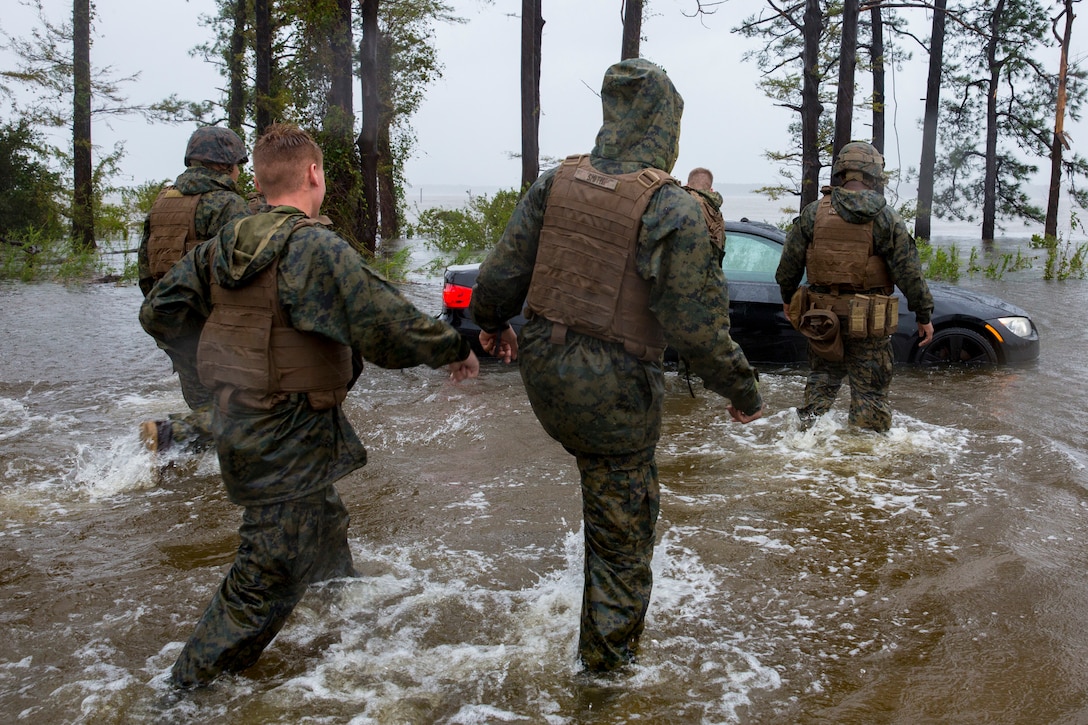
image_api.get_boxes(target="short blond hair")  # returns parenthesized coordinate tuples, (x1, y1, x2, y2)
(686, 167, 714, 190)
(252, 123, 323, 198)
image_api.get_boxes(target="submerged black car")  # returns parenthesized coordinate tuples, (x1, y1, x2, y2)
(439, 219, 1041, 366)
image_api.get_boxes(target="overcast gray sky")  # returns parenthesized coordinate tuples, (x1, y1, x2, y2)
(3, 0, 1085, 196)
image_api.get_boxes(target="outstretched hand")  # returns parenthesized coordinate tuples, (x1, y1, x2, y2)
(727, 404, 763, 424)
(448, 351, 480, 382)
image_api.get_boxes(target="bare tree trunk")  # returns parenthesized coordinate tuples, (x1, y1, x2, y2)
(521, 0, 543, 189)
(72, 0, 95, 250)
(328, 0, 354, 132)
(377, 30, 398, 240)
(254, 0, 272, 135)
(833, 0, 859, 157)
(870, 6, 885, 156)
(321, 0, 363, 246)
(915, 0, 947, 241)
(228, 0, 247, 135)
(1045, 0, 1075, 239)
(357, 0, 380, 253)
(621, 0, 642, 60)
(800, 0, 824, 210)
(981, 0, 1005, 242)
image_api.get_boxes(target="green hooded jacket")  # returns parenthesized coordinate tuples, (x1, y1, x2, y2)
(140, 205, 470, 505)
(470, 59, 761, 454)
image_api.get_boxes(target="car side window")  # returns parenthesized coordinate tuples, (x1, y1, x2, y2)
(722, 232, 784, 283)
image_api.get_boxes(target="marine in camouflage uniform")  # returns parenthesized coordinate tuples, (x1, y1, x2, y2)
(140, 124, 477, 688)
(138, 127, 252, 453)
(684, 166, 726, 261)
(775, 142, 934, 432)
(470, 60, 763, 672)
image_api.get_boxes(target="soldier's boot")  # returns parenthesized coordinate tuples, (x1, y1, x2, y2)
(139, 420, 174, 453)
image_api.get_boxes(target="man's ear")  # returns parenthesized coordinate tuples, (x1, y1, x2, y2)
(306, 163, 321, 187)
(254, 177, 263, 193)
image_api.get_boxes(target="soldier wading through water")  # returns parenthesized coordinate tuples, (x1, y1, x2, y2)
(776, 141, 934, 432)
(469, 58, 763, 673)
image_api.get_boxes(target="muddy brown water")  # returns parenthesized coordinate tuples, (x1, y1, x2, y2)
(0, 237, 1086, 724)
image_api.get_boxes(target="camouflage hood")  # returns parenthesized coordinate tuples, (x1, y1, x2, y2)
(591, 59, 683, 173)
(210, 205, 305, 289)
(172, 165, 240, 196)
(829, 186, 888, 224)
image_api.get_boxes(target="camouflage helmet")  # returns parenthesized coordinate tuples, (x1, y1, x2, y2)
(832, 141, 884, 184)
(184, 126, 248, 167)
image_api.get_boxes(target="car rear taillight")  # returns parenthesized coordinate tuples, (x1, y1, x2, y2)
(442, 282, 473, 309)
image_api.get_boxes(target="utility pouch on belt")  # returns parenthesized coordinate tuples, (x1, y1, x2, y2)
(869, 295, 887, 337)
(883, 295, 899, 335)
(788, 287, 808, 330)
(849, 295, 870, 339)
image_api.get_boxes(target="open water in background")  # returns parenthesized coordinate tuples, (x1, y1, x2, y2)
(0, 187, 1086, 723)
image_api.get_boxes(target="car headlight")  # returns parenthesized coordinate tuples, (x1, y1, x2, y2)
(997, 316, 1033, 338)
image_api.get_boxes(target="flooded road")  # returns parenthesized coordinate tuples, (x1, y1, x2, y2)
(1, 239, 1086, 724)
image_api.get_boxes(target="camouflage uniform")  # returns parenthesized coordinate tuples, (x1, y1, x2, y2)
(140, 206, 471, 687)
(138, 165, 250, 452)
(776, 185, 934, 431)
(685, 186, 726, 261)
(470, 59, 762, 672)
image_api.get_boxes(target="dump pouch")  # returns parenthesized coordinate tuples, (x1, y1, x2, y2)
(799, 308, 843, 362)
(787, 287, 809, 330)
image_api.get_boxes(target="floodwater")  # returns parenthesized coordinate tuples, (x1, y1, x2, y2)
(1, 222, 1087, 723)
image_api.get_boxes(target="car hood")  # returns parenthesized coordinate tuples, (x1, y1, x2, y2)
(928, 282, 1032, 320)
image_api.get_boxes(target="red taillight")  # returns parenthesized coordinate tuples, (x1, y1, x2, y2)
(443, 282, 473, 309)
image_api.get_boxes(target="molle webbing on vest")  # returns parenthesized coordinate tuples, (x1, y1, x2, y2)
(526, 155, 673, 362)
(197, 256, 352, 410)
(688, 189, 725, 256)
(807, 195, 892, 293)
(147, 188, 202, 280)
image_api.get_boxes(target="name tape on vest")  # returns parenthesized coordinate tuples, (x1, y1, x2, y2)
(574, 167, 619, 190)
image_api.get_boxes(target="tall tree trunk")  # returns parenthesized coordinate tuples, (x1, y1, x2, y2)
(521, 0, 543, 189)
(377, 30, 397, 240)
(254, 0, 273, 135)
(621, 0, 642, 60)
(800, 0, 824, 210)
(915, 0, 947, 242)
(72, 0, 94, 250)
(1045, 0, 1075, 239)
(357, 0, 380, 252)
(981, 0, 1005, 242)
(870, 6, 885, 155)
(319, 0, 362, 246)
(228, 0, 247, 135)
(833, 0, 860, 157)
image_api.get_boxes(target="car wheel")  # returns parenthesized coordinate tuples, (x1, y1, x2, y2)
(913, 326, 998, 365)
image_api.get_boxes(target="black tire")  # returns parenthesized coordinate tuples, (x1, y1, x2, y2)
(914, 326, 998, 366)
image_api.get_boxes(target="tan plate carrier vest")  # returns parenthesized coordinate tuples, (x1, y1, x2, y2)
(804, 195, 898, 337)
(197, 220, 353, 411)
(147, 188, 203, 281)
(688, 189, 726, 258)
(525, 155, 674, 362)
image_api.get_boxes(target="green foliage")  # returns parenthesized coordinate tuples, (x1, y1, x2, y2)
(363, 245, 413, 282)
(917, 240, 961, 282)
(0, 120, 66, 242)
(409, 188, 520, 270)
(0, 228, 108, 282)
(1032, 234, 1088, 280)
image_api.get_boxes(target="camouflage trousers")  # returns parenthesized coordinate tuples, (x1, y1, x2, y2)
(572, 447, 660, 672)
(167, 352, 215, 452)
(170, 485, 355, 688)
(800, 335, 894, 432)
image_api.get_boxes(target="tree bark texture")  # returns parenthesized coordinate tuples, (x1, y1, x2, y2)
(800, 0, 824, 210)
(228, 0, 247, 135)
(254, 0, 273, 135)
(621, 0, 642, 60)
(521, 0, 543, 189)
(915, 0, 947, 241)
(870, 7, 885, 156)
(833, 0, 859, 157)
(982, 0, 1005, 242)
(72, 0, 95, 250)
(1045, 0, 1075, 239)
(357, 0, 380, 252)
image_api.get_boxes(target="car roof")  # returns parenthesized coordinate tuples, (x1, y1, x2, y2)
(725, 218, 787, 242)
